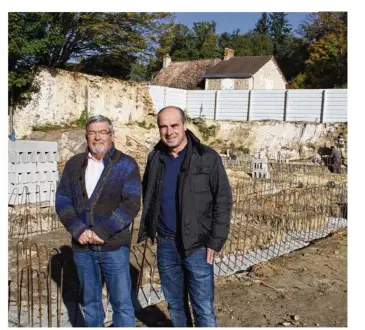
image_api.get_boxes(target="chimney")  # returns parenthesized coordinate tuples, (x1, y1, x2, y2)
(163, 54, 171, 69)
(224, 48, 234, 60)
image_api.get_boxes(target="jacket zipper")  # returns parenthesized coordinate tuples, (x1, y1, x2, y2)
(152, 161, 165, 240)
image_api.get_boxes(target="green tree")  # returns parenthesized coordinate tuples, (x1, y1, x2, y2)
(169, 23, 200, 60)
(269, 12, 292, 54)
(305, 32, 347, 88)
(230, 34, 254, 56)
(275, 36, 308, 82)
(254, 13, 270, 35)
(249, 33, 274, 55)
(166, 21, 220, 61)
(8, 12, 174, 107)
(192, 21, 220, 58)
(297, 12, 347, 43)
(218, 31, 234, 52)
(291, 12, 347, 88)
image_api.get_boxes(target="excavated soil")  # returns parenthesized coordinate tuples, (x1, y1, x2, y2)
(8, 228, 347, 327)
(142, 229, 347, 327)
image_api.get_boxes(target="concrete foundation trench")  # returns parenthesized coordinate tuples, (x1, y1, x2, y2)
(8, 162, 347, 327)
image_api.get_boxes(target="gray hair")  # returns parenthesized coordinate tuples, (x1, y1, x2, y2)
(157, 106, 186, 125)
(85, 115, 114, 133)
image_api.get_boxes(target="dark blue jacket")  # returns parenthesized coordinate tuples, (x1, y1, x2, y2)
(56, 144, 141, 251)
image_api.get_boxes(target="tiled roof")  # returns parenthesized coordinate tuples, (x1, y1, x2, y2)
(205, 56, 273, 76)
(152, 59, 222, 90)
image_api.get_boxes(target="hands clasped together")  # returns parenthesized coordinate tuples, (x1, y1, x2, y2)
(78, 229, 105, 245)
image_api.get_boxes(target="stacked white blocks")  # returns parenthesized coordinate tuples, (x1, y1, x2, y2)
(252, 150, 270, 179)
(8, 140, 59, 205)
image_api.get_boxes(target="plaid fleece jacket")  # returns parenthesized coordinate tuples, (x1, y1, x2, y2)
(56, 144, 141, 251)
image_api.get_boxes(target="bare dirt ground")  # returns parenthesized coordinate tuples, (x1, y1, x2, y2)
(8, 228, 347, 327)
(139, 229, 347, 327)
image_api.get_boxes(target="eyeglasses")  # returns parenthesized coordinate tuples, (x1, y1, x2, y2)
(86, 130, 111, 137)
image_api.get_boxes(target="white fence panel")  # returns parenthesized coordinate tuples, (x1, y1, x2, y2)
(217, 90, 250, 121)
(148, 86, 347, 123)
(286, 90, 323, 122)
(165, 87, 187, 111)
(323, 89, 347, 123)
(148, 86, 165, 112)
(250, 90, 285, 121)
(186, 91, 216, 119)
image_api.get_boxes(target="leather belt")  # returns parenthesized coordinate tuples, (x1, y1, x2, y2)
(157, 235, 176, 243)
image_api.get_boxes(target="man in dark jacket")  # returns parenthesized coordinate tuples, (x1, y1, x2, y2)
(330, 145, 342, 174)
(138, 106, 232, 327)
(56, 115, 141, 327)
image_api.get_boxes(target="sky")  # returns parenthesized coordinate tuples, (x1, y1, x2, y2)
(173, 12, 310, 35)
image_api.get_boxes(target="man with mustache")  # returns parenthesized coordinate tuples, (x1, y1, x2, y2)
(56, 115, 141, 327)
(138, 106, 232, 327)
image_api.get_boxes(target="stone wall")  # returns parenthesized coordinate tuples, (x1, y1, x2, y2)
(13, 68, 155, 138)
(206, 78, 254, 90)
(234, 78, 251, 89)
(206, 78, 221, 90)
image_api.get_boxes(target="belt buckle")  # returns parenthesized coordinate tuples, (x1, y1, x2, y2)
(167, 236, 176, 243)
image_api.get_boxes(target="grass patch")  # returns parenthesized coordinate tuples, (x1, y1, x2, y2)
(220, 142, 250, 156)
(32, 123, 75, 132)
(192, 118, 219, 141)
(32, 109, 89, 132)
(74, 109, 88, 128)
(136, 120, 155, 129)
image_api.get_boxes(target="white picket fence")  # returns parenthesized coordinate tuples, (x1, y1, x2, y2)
(148, 86, 347, 123)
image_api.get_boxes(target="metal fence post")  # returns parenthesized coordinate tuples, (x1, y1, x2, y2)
(214, 91, 219, 120)
(283, 90, 288, 122)
(247, 90, 252, 121)
(320, 89, 326, 123)
(185, 90, 189, 115)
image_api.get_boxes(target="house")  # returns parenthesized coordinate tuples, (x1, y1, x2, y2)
(152, 48, 287, 90)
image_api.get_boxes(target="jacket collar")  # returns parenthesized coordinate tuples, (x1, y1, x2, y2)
(153, 129, 204, 156)
(82, 143, 117, 167)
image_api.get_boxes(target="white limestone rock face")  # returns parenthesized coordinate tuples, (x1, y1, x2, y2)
(204, 120, 346, 160)
(13, 68, 154, 138)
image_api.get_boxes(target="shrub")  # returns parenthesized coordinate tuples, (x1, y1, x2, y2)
(75, 108, 88, 128)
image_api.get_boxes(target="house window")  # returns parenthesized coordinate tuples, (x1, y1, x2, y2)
(221, 79, 234, 90)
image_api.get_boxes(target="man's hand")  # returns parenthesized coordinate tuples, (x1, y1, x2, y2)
(206, 248, 216, 265)
(78, 229, 92, 245)
(89, 231, 105, 245)
(77, 230, 105, 245)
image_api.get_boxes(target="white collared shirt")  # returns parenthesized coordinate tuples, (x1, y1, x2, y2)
(85, 153, 104, 198)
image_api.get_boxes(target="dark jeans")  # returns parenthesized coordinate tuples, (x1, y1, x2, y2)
(333, 157, 342, 174)
(157, 237, 217, 327)
(73, 246, 135, 327)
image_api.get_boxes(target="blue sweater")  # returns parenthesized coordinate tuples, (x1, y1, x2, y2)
(158, 147, 186, 237)
(56, 145, 141, 251)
